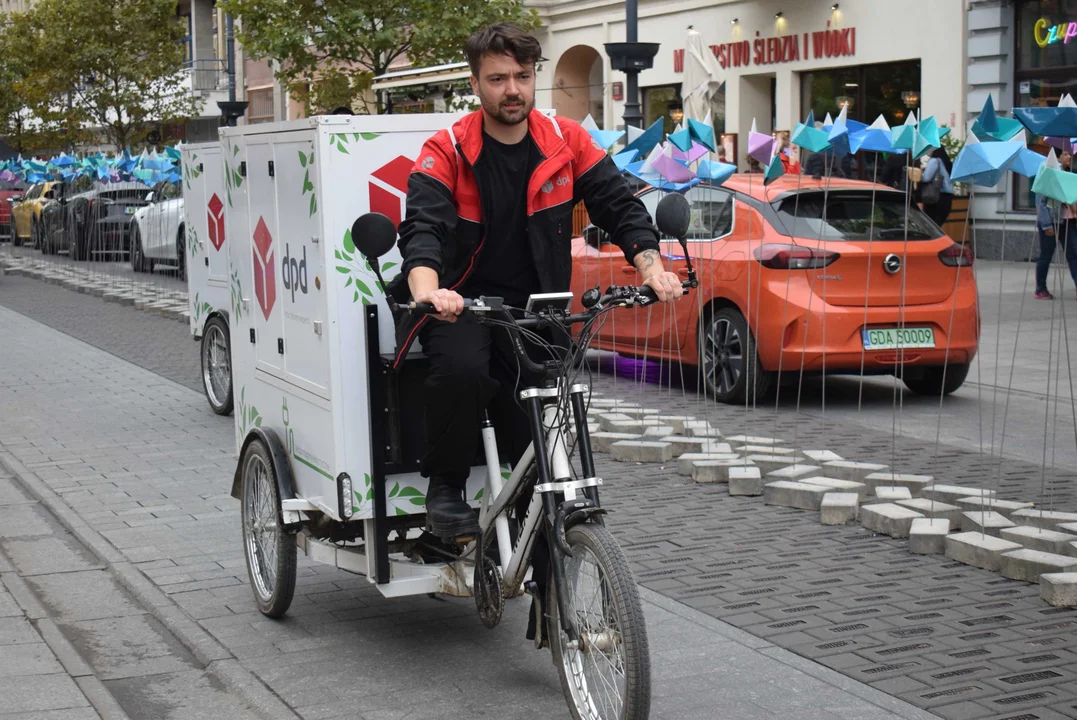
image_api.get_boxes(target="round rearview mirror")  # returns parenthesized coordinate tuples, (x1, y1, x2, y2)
(350, 212, 397, 260)
(655, 192, 691, 240)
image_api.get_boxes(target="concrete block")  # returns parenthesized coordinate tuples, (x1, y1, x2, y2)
(590, 432, 642, 453)
(590, 399, 627, 408)
(820, 493, 859, 525)
(641, 426, 676, 438)
(1057, 522, 1077, 535)
(725, 435, 783, 445)
(729, 466, 763, 496)
(962, 510, 1016, 536)
(684, 422, 721, 438)
(1040, 573, 1077, 608)
(610, 441, 672, 464)
(653, 415, 693, 433)
(909, 518, 951, 555)
(763, 481, 831, 511)
(1000, 549, 1077, 582)
(613, 407, 658, 418)
(587, 423, 601, 435)
(1000, 526, 1077, 557)
(1011, 508, 1077, 531)
(860, 503, 924, 538)
(862, 473, 934, 496)
(803, 450, 843, 463)
(737, 445, 797, 455)
(896, 499, 964, 526)
(659, 436, 717, 457)
(824, 460, 889, 483)
(953, 496, 1034, 519)
(603, 419, 669, 434)
(800, 477, 868, 502)
(945, 532, 1024, 571)
(766, 464, 822, 481)
(676, 453, 741, 476)
(920, 484, 996, 504)
(746, 454, 799, 473)
(875, 486, 913, 502)
(692, 459, 753, 483)
(597, 413, 635, 431)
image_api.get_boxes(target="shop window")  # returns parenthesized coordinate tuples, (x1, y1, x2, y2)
(247, 88, 274, 124)
(642, 83, 725, 139)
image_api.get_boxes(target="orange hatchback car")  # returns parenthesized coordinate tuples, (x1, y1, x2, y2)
(571, 175, 979, 404)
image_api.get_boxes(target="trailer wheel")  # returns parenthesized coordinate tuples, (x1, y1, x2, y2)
(241, 438, 297, 618)
(201, 316, 233, 415)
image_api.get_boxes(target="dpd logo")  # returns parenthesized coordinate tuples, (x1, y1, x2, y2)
(368, 155, 414, 228)
(282, 243, 308, 302)
(252, 217, 276, 320)
(207, 193, 225, 251)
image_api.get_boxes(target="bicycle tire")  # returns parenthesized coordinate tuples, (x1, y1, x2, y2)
(548, 523, 651, 720)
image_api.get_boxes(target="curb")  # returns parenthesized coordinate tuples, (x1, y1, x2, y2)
(0, 450, 299, 720)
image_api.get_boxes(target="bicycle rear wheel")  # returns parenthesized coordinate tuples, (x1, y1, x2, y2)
(548, 523, 651, 720)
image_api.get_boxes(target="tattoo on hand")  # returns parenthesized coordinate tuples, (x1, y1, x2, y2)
(636, 250, 659, 273)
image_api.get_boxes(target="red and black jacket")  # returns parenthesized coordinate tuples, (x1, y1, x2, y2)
(388, 109, 660, 366)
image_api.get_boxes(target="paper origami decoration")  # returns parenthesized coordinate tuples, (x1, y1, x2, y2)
(827, 105, 852, 157)
(622, 118, 665, 158)
(912, 115, 943, 159)
(1010, 148, 1047, 178)
(763, 154, 785, 186)
(971, 95, 1024, 142)
(624, 160, 700, 192)
(612, 149, 638, 172)
(950, 133, 1023, 187)
(651, 147, 696, 183)
(851, 115, 901, 153)
(1031, 148, 1077, 204)
(1043, 136, 1077, 154)
(748, 119, 775, 166)
(791, 109, 832, 153)
(581, 114, 626, 151)
(687, 117, 716, 152)
(695, 159, 736, 185)
(890, 112, 917, 152)
(668, 127, 693, 152)
(1014, 94, 1077, 138)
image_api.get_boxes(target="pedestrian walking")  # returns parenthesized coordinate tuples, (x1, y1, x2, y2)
(920, 147, 954, 227)
(1034, 151, 1077, 299)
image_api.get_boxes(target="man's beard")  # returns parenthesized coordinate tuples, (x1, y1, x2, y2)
(483, 95, 532, 126)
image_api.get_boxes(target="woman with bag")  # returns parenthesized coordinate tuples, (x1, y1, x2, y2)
(920, 147, 953, 227)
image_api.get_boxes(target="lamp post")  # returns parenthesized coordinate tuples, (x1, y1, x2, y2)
(216, 13, 248, 127)
(604, 0, 658, 128)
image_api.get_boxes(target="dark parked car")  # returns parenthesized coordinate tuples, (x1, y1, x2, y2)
(40, 179, 150, 259)
(1, 179, 27, 242)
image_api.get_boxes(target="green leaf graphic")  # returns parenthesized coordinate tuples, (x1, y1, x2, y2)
(409, 497, 425, 506)
(309, 195, 317, 216)
(382, 261, 398, 271)
(345, 276, 352, 287)
(343, 229, 355, 254)
(361, 297, 371, 305)
(396, 486, 423, 498)
(360, 133, 379, 141)
(395, 507, 408, 516)
(389, 482, 399, 497)
(353, 290, 360, 303)
(335, 266, 350, 274)
(298, 151, 308, 167)
(354, 279, 373, 296)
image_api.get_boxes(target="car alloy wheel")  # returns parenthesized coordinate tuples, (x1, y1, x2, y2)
(703, 315, 743, 396)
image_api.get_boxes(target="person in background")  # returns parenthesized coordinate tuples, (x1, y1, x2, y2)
(920, 147, 954, 227)
(746, 157, 763, 173)
(880, 152, 911, 191)
(717, 146, 728, 164)
(778, 131, 801, 174)
(1034, 150, 1077, 300)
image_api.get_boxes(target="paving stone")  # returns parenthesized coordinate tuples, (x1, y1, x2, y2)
(609, 441, 672, 464)
(723, 435, 783, 444)
(909, 518, 951, 555)
(1011, 508, 1077, 531)
(641, 425, 676, 438)
(945, 532, 1024, 571)
(597, 413, 635, 431)
(920, 484, 997, 504)
(1057, 522, 1077, 535)
(590, 432, 642, 453)
(604, 419, 671, 434)
(728, 466, 763, 496)
(799, 476, 868, 502)
(613, 407, 658, 418)
(999, 549, 1077, 582)
(823, 460, 889, 483)
(896, 499, 964, 526)
(746, 454, 799, 473)
(763, 481, 831, 511)
(737, 445, 797, 455)
(692, 459, 752, 483)
(652, 415, 694, 433)
(1039, 573, 1077, 608)
(659, 436, 718, 457)
(860, 503, 924, 539)
(862, 472, 934, 496)
(820, 493, 859, 525)
(766, 464, 822, 481)
(676, 453, 741, 476)
(682, 421, 719, 437)
(953, 496, 1035, 518)
(802, 450, 843, 463)
(875, 486, 913, 502)
(962, 510, 1016, 537)
(1000, 526, 1077, 558)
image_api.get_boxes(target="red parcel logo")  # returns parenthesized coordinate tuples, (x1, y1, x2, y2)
(252, 216, 276, 320)
(207, 193, 225, 251)
(368, 155, 413, 227)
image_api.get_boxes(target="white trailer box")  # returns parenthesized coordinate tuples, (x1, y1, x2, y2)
(222, 114, 493, 522)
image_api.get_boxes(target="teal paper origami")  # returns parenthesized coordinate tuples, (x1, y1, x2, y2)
(827, 105, 852, 157)
(1010, 148, 1047, 178)
(950, 135, 1022, 187)
(695, 159, 736, 185)
(912, 115, 943, 159)
(687, 118, 715, 151)
(851, 116, 901, 153)
(1031, 155, 1077, 204)
(668, 127, 693, 152)
(763, 154, 785, 186)
(791, 114, 832, 153)
(890, 113, 917, 151)
(622, 118, 665, 158)
(971, 95, 1023, 142)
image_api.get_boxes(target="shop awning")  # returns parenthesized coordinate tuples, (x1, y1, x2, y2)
(372, 62, 471, 92)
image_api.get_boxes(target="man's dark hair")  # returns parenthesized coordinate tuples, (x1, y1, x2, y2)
(465, 22, 542, 76)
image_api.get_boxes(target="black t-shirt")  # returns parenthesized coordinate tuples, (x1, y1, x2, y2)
(461, 131, 541, 305)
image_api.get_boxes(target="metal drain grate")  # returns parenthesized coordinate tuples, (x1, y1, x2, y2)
(959, 614, 1016, 626)
(999, 671, 1063, 685)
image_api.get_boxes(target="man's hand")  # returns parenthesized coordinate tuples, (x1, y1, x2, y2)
(634, 249, 683, 303)
(415, 288, 464, 322)
(1046, 227, 1055, 237)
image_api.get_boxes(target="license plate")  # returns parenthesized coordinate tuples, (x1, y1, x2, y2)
(862, 327, 936, 350)
(124, 206, 136, 215)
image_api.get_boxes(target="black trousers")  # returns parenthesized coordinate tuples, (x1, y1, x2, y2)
(923, 193, 953, 228)
(418, 313, 552, 490)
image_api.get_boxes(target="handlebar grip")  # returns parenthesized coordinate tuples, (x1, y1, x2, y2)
(407, 298, 477, 315)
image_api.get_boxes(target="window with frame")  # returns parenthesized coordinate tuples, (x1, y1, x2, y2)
(640, 186, 735, 241)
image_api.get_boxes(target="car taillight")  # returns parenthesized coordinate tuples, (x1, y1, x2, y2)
(938, 243, 973, 267)
(753, 243, 840, 270)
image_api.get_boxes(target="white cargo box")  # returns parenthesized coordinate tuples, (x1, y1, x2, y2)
(181, 141, 229, 338)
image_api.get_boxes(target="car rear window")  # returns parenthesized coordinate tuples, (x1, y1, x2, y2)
(98, 190, 146, 202)
(772, 191, 942, 241)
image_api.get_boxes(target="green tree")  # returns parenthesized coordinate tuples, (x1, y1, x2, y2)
(218, 0, 539, 115)
(19, 0, 200, 152)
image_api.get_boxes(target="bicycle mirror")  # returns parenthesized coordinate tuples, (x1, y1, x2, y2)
(350, 212, 397, 262)
(655, 193, 691, 240)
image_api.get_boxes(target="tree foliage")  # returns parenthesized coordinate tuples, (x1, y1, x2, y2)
(218, 0, 539, 115)
(1, 0, 200, 153)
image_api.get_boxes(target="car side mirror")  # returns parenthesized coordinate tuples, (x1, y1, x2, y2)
(7, 196, 20, 203)
(145, 191, 155, 203)
(582, 225, 608, 248)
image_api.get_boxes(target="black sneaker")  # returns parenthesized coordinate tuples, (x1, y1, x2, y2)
(425, 482, 479, 541)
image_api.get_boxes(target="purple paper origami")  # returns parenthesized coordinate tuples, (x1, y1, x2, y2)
(748, 119, 775, 166)
(651, 149, 696, 183)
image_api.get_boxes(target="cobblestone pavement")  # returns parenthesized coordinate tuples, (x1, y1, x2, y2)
(0, 299, 932, 720)
(3, 267, 1077, 719)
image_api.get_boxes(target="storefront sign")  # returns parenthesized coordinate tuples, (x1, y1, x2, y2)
(674, 24, 855, 72)
(1033, 18, 1077, 47)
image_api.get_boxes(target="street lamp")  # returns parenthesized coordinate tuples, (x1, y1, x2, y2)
(604, 0, 659, 128)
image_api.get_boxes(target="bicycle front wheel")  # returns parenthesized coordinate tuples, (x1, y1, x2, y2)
(548, 523, 651, 720)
